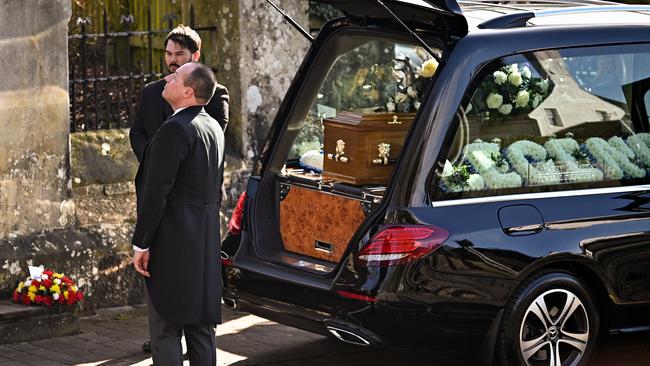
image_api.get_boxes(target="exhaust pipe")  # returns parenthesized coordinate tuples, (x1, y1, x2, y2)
(326, 325, 372, 346)
(222, 297, 237, 310)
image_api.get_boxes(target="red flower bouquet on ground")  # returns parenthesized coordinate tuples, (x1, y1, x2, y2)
(12, 269, 84, 306)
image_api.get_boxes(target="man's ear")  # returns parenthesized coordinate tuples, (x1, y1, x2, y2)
(184, 87, 195, 100)
(192, 51, 200, 62)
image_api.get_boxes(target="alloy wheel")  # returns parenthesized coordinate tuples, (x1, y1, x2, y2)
(519, 288, 590, 366)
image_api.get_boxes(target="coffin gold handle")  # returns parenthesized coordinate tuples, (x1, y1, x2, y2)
(326, 139, 349, 163)
(372, 143, 392, 165)
(388, 115, 402, 125)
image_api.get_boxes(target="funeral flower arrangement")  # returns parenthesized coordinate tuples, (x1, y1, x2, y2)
(13, 269, 84, 306)
(440, 132, 650, 193)
(386, 57, 439, 113)
(468, 63, 552, 118)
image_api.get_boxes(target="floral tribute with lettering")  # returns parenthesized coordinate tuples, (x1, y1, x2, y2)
(440, 133, 650, 193)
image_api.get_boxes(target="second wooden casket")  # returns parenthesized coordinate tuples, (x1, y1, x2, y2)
(322, 111, 414, 185)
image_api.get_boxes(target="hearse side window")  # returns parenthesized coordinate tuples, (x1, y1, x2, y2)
(432, 44, 650, 201)
(286, 39, 440, 172)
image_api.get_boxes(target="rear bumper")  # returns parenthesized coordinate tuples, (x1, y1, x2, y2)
(222, 284, 500, 353)
(222, 288, 387, 346)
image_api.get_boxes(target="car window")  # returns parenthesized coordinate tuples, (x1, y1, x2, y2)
(432, 44, 650, 201)
(288, 39, 440, 161)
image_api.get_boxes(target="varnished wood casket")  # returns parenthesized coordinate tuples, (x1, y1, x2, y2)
(322, 111, 414, 185)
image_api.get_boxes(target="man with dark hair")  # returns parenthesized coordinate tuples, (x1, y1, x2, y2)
(130, 25, 228, 162)
(132, 61, 224, 366)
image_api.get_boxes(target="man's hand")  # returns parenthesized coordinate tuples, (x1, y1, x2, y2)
(133, 250, 151, 277)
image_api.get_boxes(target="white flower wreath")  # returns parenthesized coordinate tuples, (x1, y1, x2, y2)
(626, 133, 650, 168)
(299, 150, 323, 172)
(544, 138, 603, 183)
(507, 140, 561, 185)
(464, 142, 521, 189)
(585, 137, 645, 179)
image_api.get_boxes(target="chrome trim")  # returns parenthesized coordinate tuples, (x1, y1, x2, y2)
(610, 325, 650, 334)
(431, 185, 650, 207)
(535, 5, 650, 17)
(326, 326, 372, 346)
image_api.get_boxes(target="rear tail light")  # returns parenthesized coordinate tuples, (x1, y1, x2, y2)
(227, 192, 247, 235)
(336, 290, 377, 302)
(355, 225, 449, 267)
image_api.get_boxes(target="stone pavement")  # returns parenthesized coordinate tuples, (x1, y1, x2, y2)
(0, 304, 648, 365)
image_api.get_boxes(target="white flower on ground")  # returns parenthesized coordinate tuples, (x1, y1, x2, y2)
(498, 103, 513, 115)
(508, 71, 523, 86)
(486, 93, 503, 109)
(101, 143, 111, 156)
(493, 71, 507, 85)
(420, 59, 439, 78)
(522, 66, 532, 79)
(54, 278, 61, 285)
(508, 64, 519, 73)
(53, 293, 59, 300)
(515, 90, 530, 108)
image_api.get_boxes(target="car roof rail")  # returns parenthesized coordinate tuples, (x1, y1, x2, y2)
(459, 0, 619, 12)
(478, 4, 650, 29)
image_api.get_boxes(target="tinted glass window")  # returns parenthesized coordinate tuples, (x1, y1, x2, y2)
(288, 40, 440, 162)
(432, 44, 650, 201)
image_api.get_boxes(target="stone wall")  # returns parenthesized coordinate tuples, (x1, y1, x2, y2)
(0, 0, 74, 239)
(0, 0, 310, 312)
(206, 0, 310, 203)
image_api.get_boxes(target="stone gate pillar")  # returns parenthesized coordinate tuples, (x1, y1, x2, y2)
(0, 0, 74, 240)
(181, 0, 310, 201)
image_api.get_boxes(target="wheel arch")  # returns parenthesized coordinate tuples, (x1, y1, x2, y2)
(516, 256, 613, 331)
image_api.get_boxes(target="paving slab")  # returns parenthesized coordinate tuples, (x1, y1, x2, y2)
(0, 304, 647, 365)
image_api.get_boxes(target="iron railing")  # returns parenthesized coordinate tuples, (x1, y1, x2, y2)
(68, 5, 216, 132)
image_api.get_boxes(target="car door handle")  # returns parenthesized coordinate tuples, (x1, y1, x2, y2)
(498, 204, 545, 237)
(502, 223, 544, 236)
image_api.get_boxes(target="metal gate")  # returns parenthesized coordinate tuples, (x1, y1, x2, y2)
(68, 4, 216, 132)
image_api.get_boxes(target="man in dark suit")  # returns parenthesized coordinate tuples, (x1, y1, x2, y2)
(130, 25, 228, 355)
(132, 61, 224, 366)
(130, 25, 229, 162)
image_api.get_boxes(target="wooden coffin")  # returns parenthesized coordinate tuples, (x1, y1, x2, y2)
(280, 184, 366, 263)
(322, 111, 414, 185)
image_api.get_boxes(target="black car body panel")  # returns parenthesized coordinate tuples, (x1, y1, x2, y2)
(316, 0, 469, 37)
(224, 2, 650, 364)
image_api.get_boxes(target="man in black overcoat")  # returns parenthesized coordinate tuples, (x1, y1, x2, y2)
(130, 25, 229, 162)
(130, 25, 229, 355)
(132, 61, 224, 366)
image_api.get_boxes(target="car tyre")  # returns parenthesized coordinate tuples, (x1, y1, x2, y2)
(497, 271, 600, 366)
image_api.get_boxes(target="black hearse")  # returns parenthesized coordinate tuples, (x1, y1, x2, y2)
(221, 1, 650, 365)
